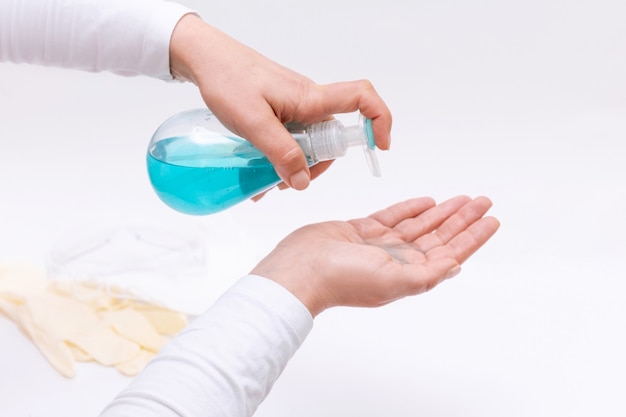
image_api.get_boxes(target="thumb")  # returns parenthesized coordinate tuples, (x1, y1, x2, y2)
(407, 258, 461, 295)
(244, 118, 311, 190)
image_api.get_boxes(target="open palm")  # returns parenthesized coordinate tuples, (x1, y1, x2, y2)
(251, 195, 500, 316)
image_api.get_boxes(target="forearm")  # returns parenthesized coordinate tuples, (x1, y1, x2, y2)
(0, 0, 192, 79)
(99, 275, 313, 417)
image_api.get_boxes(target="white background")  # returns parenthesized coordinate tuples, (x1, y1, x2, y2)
(1, 0, 626, 416)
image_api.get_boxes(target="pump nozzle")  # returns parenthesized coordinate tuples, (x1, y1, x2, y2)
(360, 116, 381, 177)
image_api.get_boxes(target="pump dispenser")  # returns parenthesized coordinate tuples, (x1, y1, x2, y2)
(147, 108, 380, 215)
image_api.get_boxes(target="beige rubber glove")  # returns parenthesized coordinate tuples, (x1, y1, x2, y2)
(0, 261, 188, 378)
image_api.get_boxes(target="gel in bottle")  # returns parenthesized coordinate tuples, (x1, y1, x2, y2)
(147, 108, 381, 215)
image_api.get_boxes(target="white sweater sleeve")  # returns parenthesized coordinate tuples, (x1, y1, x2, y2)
(0, 0, 194, 80)
(98, 275, 314, 417)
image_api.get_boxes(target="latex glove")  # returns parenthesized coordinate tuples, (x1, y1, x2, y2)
(0, 261, 188, 378)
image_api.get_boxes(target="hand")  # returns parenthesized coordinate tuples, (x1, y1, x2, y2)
(250, 196, 500, 317)
(169, 14, 392, 191)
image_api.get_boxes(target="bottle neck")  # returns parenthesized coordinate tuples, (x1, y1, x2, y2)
(342, 125, 367, 148)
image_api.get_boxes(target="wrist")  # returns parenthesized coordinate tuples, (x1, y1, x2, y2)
(169, 13, 209, 83)
(250, 261, 329, 318)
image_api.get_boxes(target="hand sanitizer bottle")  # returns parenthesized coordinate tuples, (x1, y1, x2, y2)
(147, 108, 381, 215)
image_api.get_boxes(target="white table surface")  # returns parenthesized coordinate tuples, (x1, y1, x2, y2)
(1, 0, 625, 416)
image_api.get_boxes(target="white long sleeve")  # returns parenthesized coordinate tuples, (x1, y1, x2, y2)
(0, 0, 193, 80)
(98, 275, 314, 417)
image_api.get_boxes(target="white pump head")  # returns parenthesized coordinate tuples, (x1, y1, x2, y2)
(303, 115, 381, 177)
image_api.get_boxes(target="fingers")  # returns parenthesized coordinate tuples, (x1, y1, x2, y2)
(241, 124, 333, 191)
(416, 196, 494, 251)
(393, 197, 499, 296)
(253, 160, 332, 198)
(314, 81, 392, 150)
(308, 160, 334, 181)
(256, 79, 392, 189)
(391, 195, 472, 241)
(236, 112, 312, 190)
(233, 78, 391, 190)
(417, 196, 500, 264)
(443, 216, 500, 264)
(368, 197, 437, 228)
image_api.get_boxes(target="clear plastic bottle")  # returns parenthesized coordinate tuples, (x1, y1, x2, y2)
(147, 108, 381, 215)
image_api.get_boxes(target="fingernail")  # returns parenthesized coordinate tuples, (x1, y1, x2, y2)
(289, 170, 310, 190)
(445, 265, 462, 280)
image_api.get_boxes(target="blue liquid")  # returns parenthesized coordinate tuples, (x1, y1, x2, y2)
(147, 136, 281, 215)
